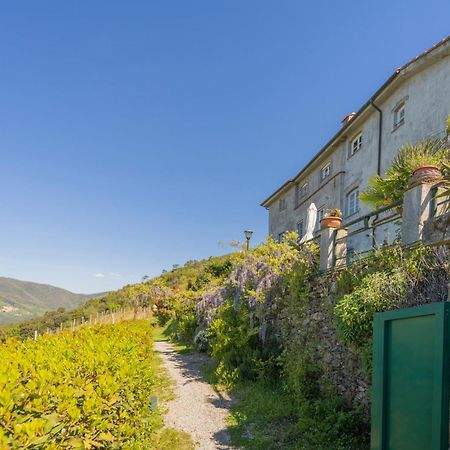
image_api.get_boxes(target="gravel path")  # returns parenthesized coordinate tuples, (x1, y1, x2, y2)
(154, 341, 235, 450)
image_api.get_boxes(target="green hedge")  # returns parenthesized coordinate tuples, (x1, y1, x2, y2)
(0, 321, 174, 449)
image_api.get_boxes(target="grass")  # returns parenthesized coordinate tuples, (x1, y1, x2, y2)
(227, 381, 370, 450)
(152, 318, 195, 354)
(152, 319, 171, 342)
(153, 428, 194, 450)
(227, 382, 302, 450)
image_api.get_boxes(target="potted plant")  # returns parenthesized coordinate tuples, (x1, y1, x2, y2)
(408, 151, 443, 186)
(360, 139, 449, 210)
(320, 208, 342, 229)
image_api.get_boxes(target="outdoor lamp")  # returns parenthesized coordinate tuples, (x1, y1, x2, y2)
(244, 230, 254, 250)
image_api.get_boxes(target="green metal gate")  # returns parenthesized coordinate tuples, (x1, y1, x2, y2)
(371, 302, 450, 450)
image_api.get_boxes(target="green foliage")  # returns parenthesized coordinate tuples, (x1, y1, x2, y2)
(162, 253, 238, 292)
(436, 161, 450, 200)
(210, 302, 259, 385)
(146, 235, 371, 448)
(335, 269, 360, 297)
(360, 139, 449, 209)
(228, 381, 368, 450)
(11, 230, 439, 449)
(149, 253, 240, 335)
(326, 208, 342, 218)
(204, 235, 317, 385)
(0, 321, 191, 449)
(169, 295, 198, 342)
(284, 350, 321, 402)
(370, 243, 433, 274)
(206, 259, 233, 278)
(294, 396, 369, 450)
(334, 245, 437, 346)
(209, 302, 282, 386)
(6, 227, 445, 449)
(0, 283, 154, 341)
(227, 382, 300, 449)
(275, 261, 369, 450)
(335, 270, 407, 344)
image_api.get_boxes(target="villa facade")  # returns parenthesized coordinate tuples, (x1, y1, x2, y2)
(261, 36, 450, 254)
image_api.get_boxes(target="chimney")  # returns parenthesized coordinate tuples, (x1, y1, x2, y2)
(341, 112, 356, 126)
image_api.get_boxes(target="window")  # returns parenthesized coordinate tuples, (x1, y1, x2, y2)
(321, 163, 331, 181)
(316, 207, 326, 231)
(301, 182, 309, 197)
(393, 103, 405, 128)
(297, 220, 304, 239)
(350, 133, 362, 156)
(278, 198, 287, 211)
(346, 188, 360, 216)
(297, 182, 309, 199)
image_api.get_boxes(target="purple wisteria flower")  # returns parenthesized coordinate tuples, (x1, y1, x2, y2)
(194, 239, 317, 342)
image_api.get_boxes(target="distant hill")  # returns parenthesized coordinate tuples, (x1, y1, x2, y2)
(0, 277, 102, 325)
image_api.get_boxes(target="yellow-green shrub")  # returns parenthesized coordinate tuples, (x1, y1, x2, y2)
(0, 321, 169, 449)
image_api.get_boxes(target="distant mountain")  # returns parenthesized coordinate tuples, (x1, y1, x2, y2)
(0, 277, 102, 325)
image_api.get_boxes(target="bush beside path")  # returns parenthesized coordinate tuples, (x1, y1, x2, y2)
(0, 320, 193, 449)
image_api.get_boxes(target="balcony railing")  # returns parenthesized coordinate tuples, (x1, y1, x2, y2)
(334, 201, 403, 266)
(317, 177, 448, 272)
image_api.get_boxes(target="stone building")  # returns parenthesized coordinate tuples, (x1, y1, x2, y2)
(261, 36, 450, 254)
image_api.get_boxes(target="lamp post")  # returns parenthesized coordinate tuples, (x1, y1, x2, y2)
(244, 230, 253, 250)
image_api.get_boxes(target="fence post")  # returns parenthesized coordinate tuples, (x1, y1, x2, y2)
(402, 177, 443, 246)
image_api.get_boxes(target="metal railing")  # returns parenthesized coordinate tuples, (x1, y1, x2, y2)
(333, 201, 403, 266)
(301, 178, 449, 272)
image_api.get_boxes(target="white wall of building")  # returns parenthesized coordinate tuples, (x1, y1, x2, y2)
(264, 40, 450, 253)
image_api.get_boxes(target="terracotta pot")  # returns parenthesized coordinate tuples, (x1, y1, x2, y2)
(320, 216, 342, 229)
(409, 165, 442, 188)
(412, 165, 441, 176)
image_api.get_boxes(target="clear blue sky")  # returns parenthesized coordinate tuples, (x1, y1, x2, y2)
(0, 1, 448, 293)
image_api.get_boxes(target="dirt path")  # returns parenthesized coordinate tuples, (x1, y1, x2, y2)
(154, 341, 236, 450)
